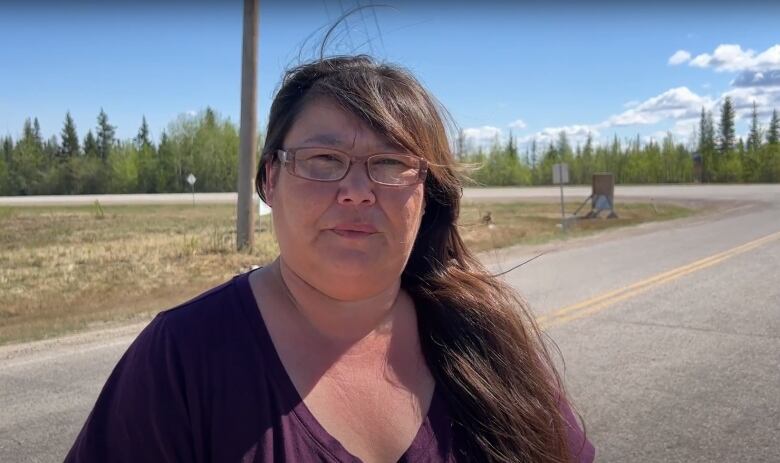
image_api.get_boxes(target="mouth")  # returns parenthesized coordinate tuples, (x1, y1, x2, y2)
(329, 223, 379, 238)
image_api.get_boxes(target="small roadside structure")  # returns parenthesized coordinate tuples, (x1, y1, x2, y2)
(574, 172, 618, 219)
(692, 152, 703, 183)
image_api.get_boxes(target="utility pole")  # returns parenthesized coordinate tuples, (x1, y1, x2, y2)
(237, 0, 259, 251)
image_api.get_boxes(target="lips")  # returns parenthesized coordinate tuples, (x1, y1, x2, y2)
(332, 223, 378, 233)
(329, 223, 378, 238)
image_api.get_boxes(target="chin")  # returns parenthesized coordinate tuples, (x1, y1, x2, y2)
(326, 250, 387, 276)
(317, 252, 403, 296)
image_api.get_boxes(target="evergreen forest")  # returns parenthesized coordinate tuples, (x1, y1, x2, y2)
(1, 96, 778, 196)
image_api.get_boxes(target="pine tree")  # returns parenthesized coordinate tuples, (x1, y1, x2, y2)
(60, 111, 80, 159)
(83, 130, 99, 157)
(581, 133, 594, 183)
(557, 131, 572, 161)
(506, 129, 518, 160)
(718, 97, 736, 154)
(135, 116, 158, 193)
(96, 108, 116, 161)
(766, 109, 779, 145)
(2, 136, 12, 162)
(530, 138, 538, 184)
(736, 137, 745, 155)
(32, 117, 42, 145)
(204, 107, 217, 128)
(22, 118, 37, 144)
(698, 107, 711, 152)
(15, 119, 46, 194)
(43, 136, 59, 160)
(747, 101, 762, 152)
(156, 131, 176, 192)
(135, 116, 152, 149)
(455, 129, 467, 159)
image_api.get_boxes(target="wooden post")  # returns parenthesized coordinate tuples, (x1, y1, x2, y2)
(236, 0, 259, 251)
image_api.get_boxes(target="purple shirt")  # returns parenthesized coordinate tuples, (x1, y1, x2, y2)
(65, 270, 595, 462)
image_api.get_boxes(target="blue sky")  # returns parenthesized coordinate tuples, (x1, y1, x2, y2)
(3, 1, 780, 152)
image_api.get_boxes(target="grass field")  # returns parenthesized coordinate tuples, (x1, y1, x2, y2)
(0, 200, 694, 345)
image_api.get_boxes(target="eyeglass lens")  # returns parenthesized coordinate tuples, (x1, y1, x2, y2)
(292, 148, 422, 185)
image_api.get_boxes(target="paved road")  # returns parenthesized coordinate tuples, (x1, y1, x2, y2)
(1, 185, 779, 462)
(0, 183, 776, 206)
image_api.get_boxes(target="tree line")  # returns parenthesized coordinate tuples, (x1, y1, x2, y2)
(1, 97, 778, 196)
(0, 108, 240, 196)
(462, 97, 780, 186)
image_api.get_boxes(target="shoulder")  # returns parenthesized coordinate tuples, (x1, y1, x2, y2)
(116, 270, 266, 389)
(560, 398, 596, 463)
(147, 271, 257, 349)
(65, 271, 271, 462)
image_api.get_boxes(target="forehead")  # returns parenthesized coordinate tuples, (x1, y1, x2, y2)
(283, 98, 404, 152)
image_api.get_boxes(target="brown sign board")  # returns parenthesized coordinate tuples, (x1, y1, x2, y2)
(591, 173, 614, 208)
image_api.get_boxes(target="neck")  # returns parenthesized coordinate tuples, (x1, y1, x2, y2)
(273, 258, 405, 345)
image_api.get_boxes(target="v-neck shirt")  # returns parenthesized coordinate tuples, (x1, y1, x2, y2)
(65, 270, 594, 462)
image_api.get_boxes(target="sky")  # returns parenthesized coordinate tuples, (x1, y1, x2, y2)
(2, 0, 780, 152)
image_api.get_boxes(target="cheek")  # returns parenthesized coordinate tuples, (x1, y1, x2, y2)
(272, 177, 334, 233)
(387, 188, 425, 240)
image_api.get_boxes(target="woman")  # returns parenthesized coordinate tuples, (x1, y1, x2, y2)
(66, 55, 594, 462)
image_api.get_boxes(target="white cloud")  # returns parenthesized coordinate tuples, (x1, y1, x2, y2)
(732, 69, 780, 88)
(605, 87, 714, 127)
(718, 86, 780, 119)
(462, 126, 502, 145)
(465, 44, 780, 151)
(508, 119, 527, 130)
(518, 124, 598, 147)
(186, 110, 197, 117)
(671, 119, 698, 138)
(688, 44, 780, 72)
(689, 53, 712, 68)
(668, 50, 691, 65)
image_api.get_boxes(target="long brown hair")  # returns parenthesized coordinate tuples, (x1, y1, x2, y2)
(256, 55, 581, 462)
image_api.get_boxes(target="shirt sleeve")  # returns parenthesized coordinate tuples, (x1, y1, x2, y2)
(561, 398, 596, 463)
(64, 314, 197, 463)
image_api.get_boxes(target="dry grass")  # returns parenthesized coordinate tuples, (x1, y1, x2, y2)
(0, 203, 277, 345)
(458, 200, 693, 252)
(0, 200, 693, 345)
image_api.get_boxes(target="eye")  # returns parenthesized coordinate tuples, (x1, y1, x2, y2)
(298, 149, 347, 164)
(312, 153, 342, 162)
(374, 157, 404, 166)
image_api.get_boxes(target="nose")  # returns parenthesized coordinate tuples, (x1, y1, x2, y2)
(336, 159, 376, 206)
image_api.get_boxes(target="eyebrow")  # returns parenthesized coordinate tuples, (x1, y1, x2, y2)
(301, 133, 405, 152)
(302, 134, 345, 146)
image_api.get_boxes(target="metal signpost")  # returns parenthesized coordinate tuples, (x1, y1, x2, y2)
(187, 173, 196, 206)
(552, 163, 569, 231)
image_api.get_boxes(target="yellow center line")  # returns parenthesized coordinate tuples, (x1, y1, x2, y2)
(537, 230, 780, 329)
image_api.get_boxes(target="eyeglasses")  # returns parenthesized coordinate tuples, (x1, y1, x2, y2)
(275, 148, 428, 186)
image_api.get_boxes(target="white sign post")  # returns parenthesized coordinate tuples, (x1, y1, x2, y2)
(186, 173, 197, 206)
(552, 163, 569, 232)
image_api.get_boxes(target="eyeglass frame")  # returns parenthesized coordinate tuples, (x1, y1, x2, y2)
(273, 147, 429, 186)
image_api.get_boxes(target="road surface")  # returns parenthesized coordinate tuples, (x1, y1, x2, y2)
(1, 185, 778, 462)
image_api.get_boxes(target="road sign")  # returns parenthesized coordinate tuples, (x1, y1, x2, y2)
(552, 163, 569, 184)
(552, 163, 570, 232)
(187, 173, 197, 206)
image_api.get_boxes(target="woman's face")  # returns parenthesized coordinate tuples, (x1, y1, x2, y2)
(264, 98, 426, 300)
